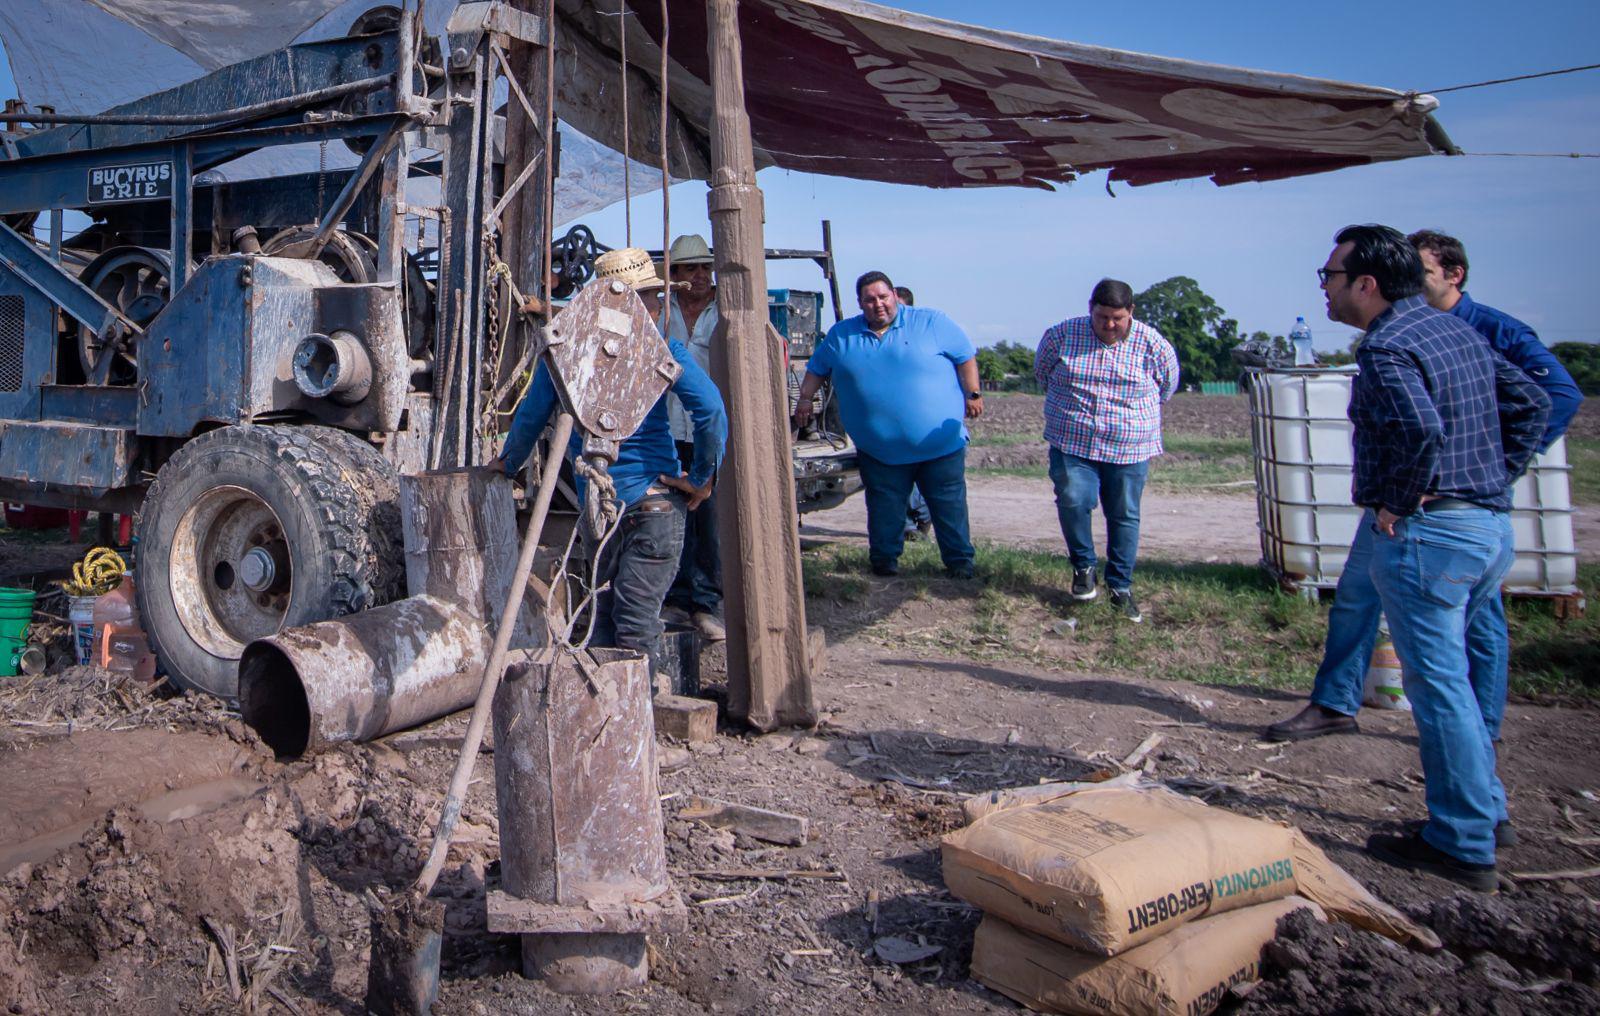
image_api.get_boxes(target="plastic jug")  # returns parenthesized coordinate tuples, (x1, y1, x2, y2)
(93, 574, 157, 680)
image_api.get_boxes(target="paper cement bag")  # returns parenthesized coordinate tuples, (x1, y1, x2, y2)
(1289, 830, 1440, 950)
(943, 783, 1300, 954)
(970, 897, 1325, 1016)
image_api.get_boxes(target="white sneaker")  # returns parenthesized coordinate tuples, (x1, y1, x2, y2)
(692, 611, 727, 642)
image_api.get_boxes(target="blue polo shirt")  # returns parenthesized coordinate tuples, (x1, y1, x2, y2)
(807, 305, 975, 465)
(1450, 291, 1582, 450)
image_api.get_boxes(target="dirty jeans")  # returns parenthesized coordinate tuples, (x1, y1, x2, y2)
(1370, 507, 1512, 865)
(1049, 448, 1148, 592)
(666, 441, 722, 617)
(585, 491, 687, 678)
(1310, 509, 1515, 745)
(857, 446, 975, 573)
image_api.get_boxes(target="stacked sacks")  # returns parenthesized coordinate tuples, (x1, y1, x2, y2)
(942, 776, 1437, 1016)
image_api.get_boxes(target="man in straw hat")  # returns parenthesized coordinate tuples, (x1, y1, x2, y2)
(489, 247, 728, 679)
(658, 234, 727, 642)
(794, 270, 981, 580)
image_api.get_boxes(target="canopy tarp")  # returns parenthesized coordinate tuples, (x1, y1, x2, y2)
(1, 0, 1452, 200)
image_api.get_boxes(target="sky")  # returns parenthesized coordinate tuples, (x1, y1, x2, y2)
(3, 0, 1596, 352)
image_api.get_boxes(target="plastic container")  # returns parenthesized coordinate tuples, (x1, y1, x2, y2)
(99, 623, 158, 683)
(1246, 367, 1577, 597)
(1362, 622, 1410, 711)
(92, 574, 157, 680)
(1289, 317, 1315, 367)
(69, 595, 97, 666)
(0, 586, 38, 677)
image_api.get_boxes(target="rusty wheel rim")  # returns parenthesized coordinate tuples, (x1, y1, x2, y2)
(171, 485, 294, 658)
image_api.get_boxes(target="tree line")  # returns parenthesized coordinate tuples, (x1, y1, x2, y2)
(973, 275, 1595, 390)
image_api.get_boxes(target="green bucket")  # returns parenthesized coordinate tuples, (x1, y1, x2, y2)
(0, 586, 38, 677)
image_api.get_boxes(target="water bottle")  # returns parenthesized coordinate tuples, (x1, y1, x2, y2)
(1290, 317, 1315, 366)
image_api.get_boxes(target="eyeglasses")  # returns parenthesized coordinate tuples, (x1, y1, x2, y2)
(1316, 268, 1350, 285)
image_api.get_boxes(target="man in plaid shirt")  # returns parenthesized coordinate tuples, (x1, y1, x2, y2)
(1313, 225, 1548, 891)
(1035, 279, 1179, 622)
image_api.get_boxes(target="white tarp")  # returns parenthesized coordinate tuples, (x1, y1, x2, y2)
(0, 0, 666, 225)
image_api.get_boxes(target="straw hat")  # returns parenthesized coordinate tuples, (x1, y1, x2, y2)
(594, 247, 667, 291)
(667, 234, 714, 265)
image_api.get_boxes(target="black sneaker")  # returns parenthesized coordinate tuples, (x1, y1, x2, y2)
(1366, 831, 1497, 892)
(1109, 589, 1142, 623)
(1070, 567, 1098, 601)
(871, 561, 899, 577)
(946, 566, 975, 581)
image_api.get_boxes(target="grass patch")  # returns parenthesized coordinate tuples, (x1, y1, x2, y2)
(804, 542, 1599, 701)
(969, 432, 1037, 448)
(1566, 438, 1599, 505)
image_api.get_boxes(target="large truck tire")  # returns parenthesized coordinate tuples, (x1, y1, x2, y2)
(136, 424, 402, 702)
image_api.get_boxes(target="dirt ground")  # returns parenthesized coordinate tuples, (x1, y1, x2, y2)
(1, 392, 1596, 1015)
(3, 626, 1599, 1013)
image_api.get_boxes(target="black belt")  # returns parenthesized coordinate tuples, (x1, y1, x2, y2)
(1419, 497, 1482, 513)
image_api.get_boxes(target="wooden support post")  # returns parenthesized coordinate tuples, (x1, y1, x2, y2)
(704, 0, 817, 731)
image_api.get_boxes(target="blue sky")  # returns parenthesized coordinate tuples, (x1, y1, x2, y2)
(4, 1, 1596, 350)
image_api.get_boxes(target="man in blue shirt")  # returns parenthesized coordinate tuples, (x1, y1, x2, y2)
(1315, 225, 1548, 891)
(1267, 229, 1581, 753)
(793, 271, 981, 579)
(488, 264, 728, 678)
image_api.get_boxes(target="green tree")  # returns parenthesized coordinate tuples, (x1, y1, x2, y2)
(994, 340, 1036, 377)
(974, 347, 1006, 383)
(1553, 342, 1600, 395)
(1133, 277, 1240, 383)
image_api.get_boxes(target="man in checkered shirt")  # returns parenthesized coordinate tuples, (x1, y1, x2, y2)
(1034, 279, 1179, 623)
(1313, 224, 1548, 892)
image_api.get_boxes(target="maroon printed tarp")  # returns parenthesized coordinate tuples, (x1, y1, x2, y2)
(616, 0, 1450, 189)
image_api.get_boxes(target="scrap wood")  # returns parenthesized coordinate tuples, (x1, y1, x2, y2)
(679, 796, 808, 845)
(1120, 732, 1163, 769)
(683, 866, 846, 882)
(1507, 864, 1600, 882)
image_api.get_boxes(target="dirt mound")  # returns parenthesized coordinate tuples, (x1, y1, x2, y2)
(0, 665, 240, 749)
(1, 786, 303, 1013)
(1422, 893, 1600, 983)
(1238, 906, 1600, 1015)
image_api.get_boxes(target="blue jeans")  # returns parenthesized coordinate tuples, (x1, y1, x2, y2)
(586, 491, 687, 677)
(666, 441, 721, 616)
(1048, 448, 1148, 592)
(1311, 509, 1514, 743)
(1370, 507, 1513, 865)
(857, 446, 975, 573)
(905, 488, 932, 532)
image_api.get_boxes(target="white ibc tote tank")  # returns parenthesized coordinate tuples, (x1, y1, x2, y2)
(1244, 367, 1578, 597)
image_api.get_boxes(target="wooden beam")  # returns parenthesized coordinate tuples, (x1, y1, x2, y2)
(703, 0, 817, 731)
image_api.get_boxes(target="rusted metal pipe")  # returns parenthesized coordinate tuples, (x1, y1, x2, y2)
(239, 595, 490, 756)
(238, 469, 534, 757)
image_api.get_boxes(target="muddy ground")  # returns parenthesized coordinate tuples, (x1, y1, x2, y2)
(1, 393, 1596, 1015)
(3, 624, 1599, 1014)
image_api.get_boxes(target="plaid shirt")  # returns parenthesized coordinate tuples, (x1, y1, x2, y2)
(1350, 295, 1549, 515)
(1035, 316, 1179, 464)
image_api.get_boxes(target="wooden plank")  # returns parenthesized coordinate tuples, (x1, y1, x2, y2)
(485, 890, 688, 935)
(652, 694, 717, 743)
(678, 796, 809, 846)
(704, 0, 817, 731)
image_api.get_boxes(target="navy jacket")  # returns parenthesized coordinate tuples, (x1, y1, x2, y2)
(1450, 291, 1582, 450)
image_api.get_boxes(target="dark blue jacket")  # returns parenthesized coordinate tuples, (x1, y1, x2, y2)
(1450, 291, 1582, 450)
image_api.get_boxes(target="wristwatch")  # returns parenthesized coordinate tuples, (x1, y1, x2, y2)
(966, 391, 982, 401)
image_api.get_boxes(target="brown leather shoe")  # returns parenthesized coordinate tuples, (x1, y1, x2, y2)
(1263, 703, 1359, 743)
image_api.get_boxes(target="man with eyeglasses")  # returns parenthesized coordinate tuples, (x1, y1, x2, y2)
(1298, 224, 1547, 891)
(658, 234, 728, 642)
(1265, 231, 1581, 821)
